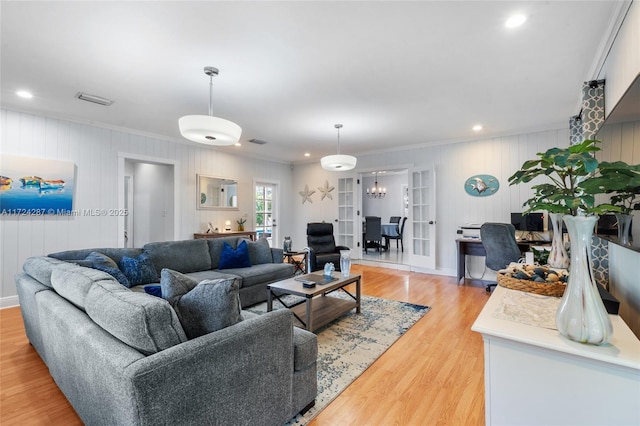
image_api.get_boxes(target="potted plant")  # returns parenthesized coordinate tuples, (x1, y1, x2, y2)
(508, 139, 615, 345)
(579, 161, 640, 245)
(237, 218, 246, 232)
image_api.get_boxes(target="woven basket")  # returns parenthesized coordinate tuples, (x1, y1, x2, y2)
(497, 272, 567, 297)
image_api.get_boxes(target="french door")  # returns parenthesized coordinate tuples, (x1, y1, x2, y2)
(336, 176, 356, 251)
(254, 181, 278, 246)
(409, 166, 436, 269)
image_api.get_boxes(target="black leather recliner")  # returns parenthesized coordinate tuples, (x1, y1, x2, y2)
(306, 223, 350, 272)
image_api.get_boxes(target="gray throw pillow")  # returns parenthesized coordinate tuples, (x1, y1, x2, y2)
(246, 237, 273, 265)
(160, 269, 243, 339)
(85, 251, 130, 287)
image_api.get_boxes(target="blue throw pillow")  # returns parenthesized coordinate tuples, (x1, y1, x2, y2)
(144, 285, 162, 298)
(218, 240, 251, 269)
(92, 263, 131, 288)
(119, 253, 158, 286)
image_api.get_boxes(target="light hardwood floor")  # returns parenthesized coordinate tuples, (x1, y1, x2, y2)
(0, 265, 489, 425)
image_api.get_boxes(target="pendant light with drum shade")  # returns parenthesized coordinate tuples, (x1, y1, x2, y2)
(179, 67, 242, 146)
(321, 124, 357, 171)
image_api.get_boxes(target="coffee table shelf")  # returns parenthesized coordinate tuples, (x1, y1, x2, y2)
(267, 272, 361, 332)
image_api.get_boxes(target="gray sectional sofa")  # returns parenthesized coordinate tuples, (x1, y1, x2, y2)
(48, 236, 295, 308)
(15, 236, 317, 425)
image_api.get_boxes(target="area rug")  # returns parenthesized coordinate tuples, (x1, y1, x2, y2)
(248, 292, 430, 425)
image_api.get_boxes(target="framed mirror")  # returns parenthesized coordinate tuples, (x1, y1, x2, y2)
(197, 174, 239, 210)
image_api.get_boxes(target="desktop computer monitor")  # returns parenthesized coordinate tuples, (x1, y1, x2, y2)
(511, 212, 544, 232)
(596, 214, 624, 236)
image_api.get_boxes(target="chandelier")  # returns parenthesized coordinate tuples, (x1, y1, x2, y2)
(367, 172, 386, 199)
(321, 124, 357, 171)
(179, 67, 242, 146)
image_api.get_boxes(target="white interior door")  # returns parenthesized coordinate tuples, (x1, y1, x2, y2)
(337, 176, 357, 256)
(409, 166, 436, 270)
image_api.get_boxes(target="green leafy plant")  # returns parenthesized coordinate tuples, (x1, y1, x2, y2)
(579, 161, 640, 215)
(237, 218, 246, 226)
(508, 140, 617, 216)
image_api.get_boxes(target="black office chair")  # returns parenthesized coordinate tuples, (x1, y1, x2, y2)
(480, 223, 522, 293)
(389, 216, 401, 224)
(306, 223, 350, 272)
(364, 216, 382, 253)
(386, 217, 407, 252)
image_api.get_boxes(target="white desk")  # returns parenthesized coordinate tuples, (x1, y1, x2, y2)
(472, 286, 640, 425)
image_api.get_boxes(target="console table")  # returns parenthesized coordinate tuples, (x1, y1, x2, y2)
(472, 285, 640, 425)
(194, 231, 256, 241)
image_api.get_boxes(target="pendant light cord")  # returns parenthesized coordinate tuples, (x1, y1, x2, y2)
(208, 75, 213, 117)
(335, 123, 343, 155)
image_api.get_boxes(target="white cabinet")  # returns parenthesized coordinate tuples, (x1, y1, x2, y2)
(472, 286, 640, 426)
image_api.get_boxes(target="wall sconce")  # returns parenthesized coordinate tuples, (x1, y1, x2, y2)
(224, 220, 231, 231)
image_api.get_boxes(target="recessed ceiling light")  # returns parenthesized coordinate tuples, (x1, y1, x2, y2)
(304, 153, 310, 157)
(17, 90, 33, 99)
(234, 142, 241, 147)
(473, 125, 483, 131)
(505, 14, 526, 28)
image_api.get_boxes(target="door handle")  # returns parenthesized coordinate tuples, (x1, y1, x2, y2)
(429, 221, 435, 224)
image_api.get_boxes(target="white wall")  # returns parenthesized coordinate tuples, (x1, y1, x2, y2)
(131, 162, 174, 246)
(292, 129, 569, 275)
(0, 109, 294, 303)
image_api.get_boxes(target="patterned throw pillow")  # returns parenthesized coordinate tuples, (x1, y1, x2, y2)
(119, 253, 158, 286)
(160, 268, 243, 339)
(218, 240, 251, 269)
(85, 252, 131, 287)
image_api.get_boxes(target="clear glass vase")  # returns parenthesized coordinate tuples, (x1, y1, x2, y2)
(340, 249, 351, 277)
(615, 213, 633, 246)
(555, 215, 612, 345)
(548, 213, 569, 269)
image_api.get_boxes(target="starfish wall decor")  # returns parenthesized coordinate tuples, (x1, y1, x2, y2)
(298, 184, 315, 204)
(317, 180, 335, 201)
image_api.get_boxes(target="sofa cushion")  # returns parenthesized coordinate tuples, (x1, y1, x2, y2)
(85, 279, 187, 355)
(246, 237, 273, 265)
(219, 240, 251, 270)
(160, 269, 243, 339)
(51, 265, 117, 310)
(85, 252, 130, 287)
(23, 256, 69, 288)
(216, 263, 294, 288)
(143, 239, 211, 274)
(119, 253, 158, 286)
(183, 270, 241, 284)
(293, 327, 318, 372)
(48, 247, 144, 265)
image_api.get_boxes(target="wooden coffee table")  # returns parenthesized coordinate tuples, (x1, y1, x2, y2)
(267, 272, 361, 332)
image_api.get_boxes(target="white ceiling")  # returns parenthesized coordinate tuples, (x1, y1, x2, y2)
(0, 1, 622, 164)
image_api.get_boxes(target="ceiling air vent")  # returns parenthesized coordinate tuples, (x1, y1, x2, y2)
(75, 92, 113, 106)
(248, 138, 268, 145)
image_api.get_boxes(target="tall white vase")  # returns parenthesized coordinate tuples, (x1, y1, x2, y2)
(547, 212, 569, 269)
(615, 213, 633, 246)
(555, 215, 612, 345)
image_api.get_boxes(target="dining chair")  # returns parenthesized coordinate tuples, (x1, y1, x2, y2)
(386, 217, 407, 252)
(364, 216, 382, 253)
(389, 216, 401, 224)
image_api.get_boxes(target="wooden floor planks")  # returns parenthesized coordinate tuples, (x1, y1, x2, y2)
(0, 265, 488, 425)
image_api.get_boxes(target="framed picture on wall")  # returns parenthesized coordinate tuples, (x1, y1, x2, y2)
(0, 155, 76, 214)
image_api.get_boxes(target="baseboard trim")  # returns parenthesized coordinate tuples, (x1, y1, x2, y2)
(1, 295, 20, 309)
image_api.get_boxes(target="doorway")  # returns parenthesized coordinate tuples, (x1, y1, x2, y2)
(117, 153, 180, 248)
(254, 180, 279, 247)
